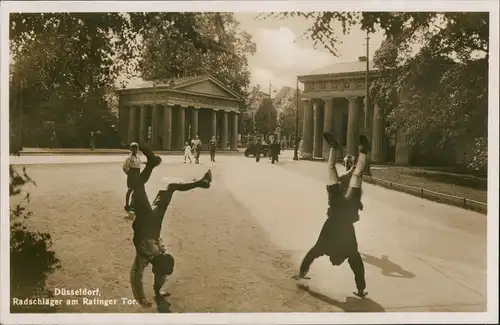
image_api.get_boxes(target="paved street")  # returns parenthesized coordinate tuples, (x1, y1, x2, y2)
(11, 153, 487, 313)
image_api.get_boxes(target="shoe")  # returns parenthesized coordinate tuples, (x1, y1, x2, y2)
(155, 290, 171, 299)
(199, 169, 212, 188)
(323, 132, 338, 148)
(152, 155, 162, 167)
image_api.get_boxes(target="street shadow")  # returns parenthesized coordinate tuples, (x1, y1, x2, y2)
(155, 296, 172, 313)
(297, 284, 385, 312)
(360, 253, 416, 278)
(409, 171, 486, 190)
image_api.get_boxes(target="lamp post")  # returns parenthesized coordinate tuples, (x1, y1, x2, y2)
(293, 78, 300, 161)
(364, 31, 370, 131)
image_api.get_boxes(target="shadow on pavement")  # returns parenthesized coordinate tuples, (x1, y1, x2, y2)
(298, 284, 385, 312)
(361, 253, 416, 278)
(155, 296, 172, 313)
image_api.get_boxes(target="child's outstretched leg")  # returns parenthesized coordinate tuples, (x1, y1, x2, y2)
(344, 135, 370, 200)
(150, 170, 212, 218)
(131, 144, 161, 213)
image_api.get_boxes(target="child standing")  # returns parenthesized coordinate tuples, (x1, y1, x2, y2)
(184, 142, 192, 164)
(123, 142, 142, 212)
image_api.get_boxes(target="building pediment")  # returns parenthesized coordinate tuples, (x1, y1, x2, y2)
(173, 76, 242, 101)
(119, 75, 243, 102)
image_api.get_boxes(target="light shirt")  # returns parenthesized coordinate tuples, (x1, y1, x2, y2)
(192, 139, 202, 150)
(123, 154, 141, 174)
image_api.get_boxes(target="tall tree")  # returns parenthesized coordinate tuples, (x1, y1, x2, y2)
(254, 98, 277, 135)
(278, 97, 299, 136)
(9, 12, 238, 148)
(265, 12, 489, 169)
(9, 13, 139, 147)
(138, 12, 256, 98)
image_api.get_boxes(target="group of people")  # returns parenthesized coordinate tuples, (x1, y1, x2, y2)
(121, 132, 371, 306)
(183, 135, 219, 164)
(251, 138, 282, 164)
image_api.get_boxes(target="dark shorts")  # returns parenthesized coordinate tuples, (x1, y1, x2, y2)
(312, 210, 359, 265)
(127, 168, 141, 189)
(133, 236, 167, 261)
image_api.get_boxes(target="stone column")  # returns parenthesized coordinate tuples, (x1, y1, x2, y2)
(333, 103, 344, 159)
(211, 110, 217, 139)
(151, 105, 159, 149)
(163, 105, 172, 150)
(371, 103, 386, 163)
(364, 97, 374, 142)
(191, 108, 199, 139)
(139, 105, 147, 143)
(221, 111, 229, 150)
(178, 106, 186, 150)
(128, 106, 136, 143)
(346, 96, 360, 156)
(395, 89, 411, 164)
(302, 99, 314, 159)
(231, 112, 238, 150)
(322, 98, 334, 159)
(313, 101, 324, 158)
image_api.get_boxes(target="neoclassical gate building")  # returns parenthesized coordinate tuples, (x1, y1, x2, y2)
(298, 56, 411, 164)
(117, 75, 242, 150)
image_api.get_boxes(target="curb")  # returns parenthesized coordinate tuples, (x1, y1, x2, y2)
(362, 175, 487, 215)
(16, 149, 242, 156)
(301, 156, 487, 214)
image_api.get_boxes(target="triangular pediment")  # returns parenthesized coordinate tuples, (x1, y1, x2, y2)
(173, 76, 242, 100)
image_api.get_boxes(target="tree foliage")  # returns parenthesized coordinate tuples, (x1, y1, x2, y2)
(266, 12, 489, 170)
(138, 12, 256, 98)
(254, 98, 278, 135)
(9, 13, 137, 148)
(278, 97, 298, 136)
(10, 159, 61, 312)
(10, 13, 250, 148)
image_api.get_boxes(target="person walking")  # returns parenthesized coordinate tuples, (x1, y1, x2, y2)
(184, 142, 192, 164)
(90, 132, 96, 150)
(208, 136, 218, 162)
(298, 139, 304, 159)
(255, 138, 262, 163)
(191, 135, 202, 164)
(270, 138, 280, 164)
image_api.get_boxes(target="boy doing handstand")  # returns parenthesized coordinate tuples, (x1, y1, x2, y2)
(294, 133, 370, 298)
(129, 144, 212, 307)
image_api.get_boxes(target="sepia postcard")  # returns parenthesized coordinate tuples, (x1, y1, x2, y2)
(1, 1, 498, 324)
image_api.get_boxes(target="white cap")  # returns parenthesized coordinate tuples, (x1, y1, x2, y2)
(130, 142, 139, 148)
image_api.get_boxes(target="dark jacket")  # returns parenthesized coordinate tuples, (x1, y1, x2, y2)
(270, 142, 281, 155)
(208, 140, 218, 151)
(312, 184, 362, 262)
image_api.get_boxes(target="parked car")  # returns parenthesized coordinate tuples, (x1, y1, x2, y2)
(244, 140, 269, 157)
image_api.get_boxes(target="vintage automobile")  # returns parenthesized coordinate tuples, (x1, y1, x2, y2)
(244, 140, 269, 157)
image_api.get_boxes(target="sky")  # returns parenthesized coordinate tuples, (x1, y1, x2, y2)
(233, 13, 385, 92)
(125, 13, 386, 93)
